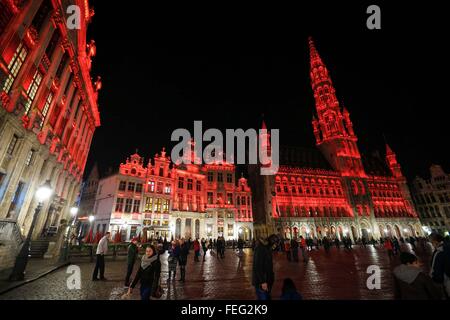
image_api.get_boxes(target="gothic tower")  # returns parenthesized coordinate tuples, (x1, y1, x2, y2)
(309, 37, 365, 178)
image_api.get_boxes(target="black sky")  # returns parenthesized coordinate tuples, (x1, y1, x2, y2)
(85, 1, 448, 179)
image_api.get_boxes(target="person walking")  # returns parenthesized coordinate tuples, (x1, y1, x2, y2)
(334, 237, 340, 249)
(168, 240, 179, 281)
(393, 252, 442, 300)
(280, 278, 303, 300)
(237, 237, 244, 257)
(393, 237, 401, 255)
(201, 238, 208, 261)
(323, 237, 331, 253)
(127, 245, 161, 300)
(193, 238, 201, 262)
(291, 238, 299, 262)
(125, 237, 139, 286)
(92, 232, 110, 281)
(299, 236, 308, 263)
(178, 239, 189, 282)
(385, 238, 394, 259)
(284, 239, 292, 261)
(252, 237, 274, 300)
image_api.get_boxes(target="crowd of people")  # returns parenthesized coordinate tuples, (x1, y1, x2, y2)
(89, 231, 450, 300)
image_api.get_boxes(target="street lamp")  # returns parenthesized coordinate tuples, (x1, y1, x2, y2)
(89, 215, 95, 223)
(60, 204, 79, 262)
(9, 180, 53, 281)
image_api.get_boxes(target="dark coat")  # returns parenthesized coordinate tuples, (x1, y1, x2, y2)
(393, 265, 442, 300)
(127, 243, 138, 265)
(130, 257, 161, 290)
(252, 242, 274, 287)
(178, 244, 189, 265)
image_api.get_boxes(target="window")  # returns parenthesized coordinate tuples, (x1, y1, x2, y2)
(178, 193, 183, 208)
(207, 172, 214, 182)
(227, 193, 233, 204)
(144, 197, 153, 212)
(178, 177, 184, 189)
(156, 182, 163, 193)
(24, 70, 43, 115)
(217, 172, 223, 182)
(187, 195, 193, 210)
(55, 53, 68, 79)
(217, 193, 223, 204)
(135, 183, 143, 193)
(159, 167, 164, 176)
(40, 92, 53, 128)
(207, 192, 213, 204)
(119, 181, 126, 191)
(226, 173, 233, 183)
(155, 198, 162, 213)
(196, 181, 202, 192)
(125, 199, 133, 213)
(133, 200, 140, 213)
(241, 196, 246, 205)
(0, 172, 5, 188)
(25, 149, 35, 166)
(6, 135, 18, 156)
(45, 30, 60, 59)
(127, 182, 135, 192)
(0, 1, 15, 35)
(148, 181, 155, 192)
(7, 181, 25, 218)
(196, 196, 201, 211)
(115, 198, 124, 212)
(164, 184, 171, 194)
(163, 199, 169, 213)
(2, 42, 28, 93)
(187, 179, 193, 190)
(31, 0, 52, 32)
(228, 224, 234, 236)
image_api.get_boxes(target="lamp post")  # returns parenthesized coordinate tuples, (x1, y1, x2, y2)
(59, 205, 78, 262)
(9, 180, 53, 281)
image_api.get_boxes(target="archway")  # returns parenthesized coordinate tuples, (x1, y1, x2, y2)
(360, 222, 369, 240)
(338, 226, 344, 240)
(195, 219, 200, 239)
(293, 227, 299, 239)
(185, 218, 192, 239)
(330, 226, 336, 239)
(351, 225, 358, 241)
(379, 224, 385, 238)
(300, 226, 307, 238)
(386, 225, 393, 238)
(284, 227, 292, 239)
(239, 226, 251, 241)
(394, 225, 402, 238)
(175, 218, 181, 239)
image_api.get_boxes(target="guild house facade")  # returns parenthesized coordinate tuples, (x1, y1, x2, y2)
(0, 0, 101, 271)
(87, 148, 253, 242)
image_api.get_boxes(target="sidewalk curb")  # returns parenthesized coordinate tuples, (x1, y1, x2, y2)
(0, 262, 70, 296)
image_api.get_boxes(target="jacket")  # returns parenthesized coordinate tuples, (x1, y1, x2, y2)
(127, 243, 138, 265)
(252, 241, 274, 287)
(178, 244, 189, 265)
(393, 264, 442, 300)
(96, 236, 109, 255)
(130, 257, 161, 290)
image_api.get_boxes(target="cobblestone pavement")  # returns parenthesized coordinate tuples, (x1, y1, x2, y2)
(0, 242, 434, 300)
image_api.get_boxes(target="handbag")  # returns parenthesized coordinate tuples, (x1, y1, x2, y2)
(152, 277, 164, 299)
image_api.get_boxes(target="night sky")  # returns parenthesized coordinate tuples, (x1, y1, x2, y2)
(85, 1, 448, 180)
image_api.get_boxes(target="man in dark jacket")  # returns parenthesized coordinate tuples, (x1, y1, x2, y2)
(178, 239, 189, 282)
(252, 237, 275, 300)
(393, 252, 442, 300)
(430, 233, 450, 298)
(125, 237, 139, 286)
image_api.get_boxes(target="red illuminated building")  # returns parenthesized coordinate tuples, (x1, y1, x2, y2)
(0, 0, 101, 271)
(249, 38, 423, 241)
(88, 145, 253, 241)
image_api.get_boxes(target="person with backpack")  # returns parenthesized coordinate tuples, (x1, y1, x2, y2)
(393, 252, 442, 300)
(124, 237, 139, 286)
(430, 233, 450, 298)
